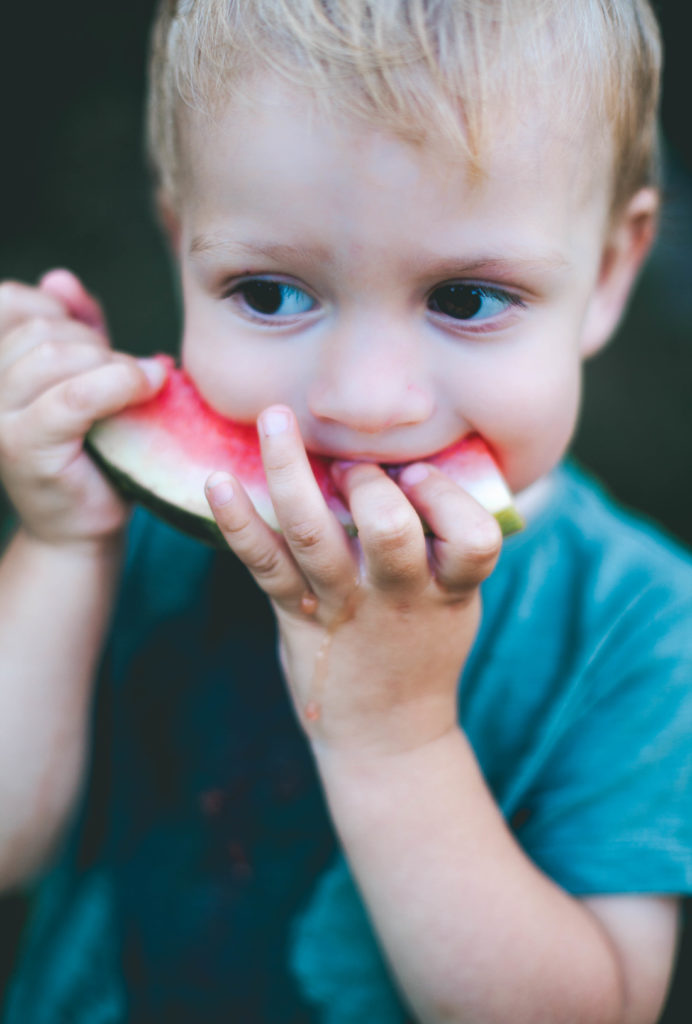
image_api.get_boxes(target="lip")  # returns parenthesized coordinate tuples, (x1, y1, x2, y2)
(306, 433, 478, 468)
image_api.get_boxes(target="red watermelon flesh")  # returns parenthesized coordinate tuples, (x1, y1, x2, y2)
(86, 355, 523, 546)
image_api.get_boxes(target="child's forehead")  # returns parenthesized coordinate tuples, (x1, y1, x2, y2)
(178, 75, 614, 229)
(151, 0, 659, 222)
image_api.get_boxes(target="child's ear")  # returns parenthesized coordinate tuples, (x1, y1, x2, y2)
(579, 187, 659, 358)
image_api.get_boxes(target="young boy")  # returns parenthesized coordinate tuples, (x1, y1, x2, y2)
(1, 1, 691, 1021)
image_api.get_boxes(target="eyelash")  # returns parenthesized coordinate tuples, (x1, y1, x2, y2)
(224, 276, 526, 330)
(224, 277, 317, 324)
(427, 283, 525, 330)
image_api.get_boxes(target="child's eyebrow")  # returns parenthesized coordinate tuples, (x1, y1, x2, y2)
(407, 250, 571, 281)
(189, 235, 570, 279)
(189, 237, 331, 268)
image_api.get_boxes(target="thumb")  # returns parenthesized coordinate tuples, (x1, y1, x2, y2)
(39, 268, 108, 335)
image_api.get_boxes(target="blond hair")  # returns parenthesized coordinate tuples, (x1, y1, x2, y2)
(147, 0, 662, 216)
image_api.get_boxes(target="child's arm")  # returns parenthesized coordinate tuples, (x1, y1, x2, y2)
(208, 407, 679, 1024)
(0, 273, 165, 890)
(0, 529, 124, 889)
(315, 728, 678, 1024)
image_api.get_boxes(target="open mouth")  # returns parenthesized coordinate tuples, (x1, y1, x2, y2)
(86, 357, 522, 544)
(308, 433, 481, 472)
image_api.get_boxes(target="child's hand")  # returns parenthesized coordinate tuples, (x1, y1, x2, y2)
(207, 406, 502, 759)
(0, 270, 166, 551)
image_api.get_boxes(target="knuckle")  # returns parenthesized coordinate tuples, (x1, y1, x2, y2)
(263, 448, 296, 477)
(368, 504, 417, 550)
(271, 577, 302, 605)
(441, 586, 476, 611)
(35, 333, 99, 366)
(217, 508, 253, 539)
(24, 317, 101, 354)
(115, 359, 145, 392)
(61, 376, 91, 414)
(382, 559, 421, 591)
(29, 316, 55, 340)
(463, 524, 502, 579)
(468, 518, 503, 561)
(313, 561, 344, 591)
(25, 316, 58, 348)
(33, 338, 64, 368)
(286, 517, 323, 552)
(249, 543, 285, 581)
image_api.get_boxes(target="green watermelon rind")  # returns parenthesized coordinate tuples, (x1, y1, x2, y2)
(86, 435, 524, 547)
(85, 357, 524, 545)
(85, 437, 227, 548)
(494, 506, 525, 537)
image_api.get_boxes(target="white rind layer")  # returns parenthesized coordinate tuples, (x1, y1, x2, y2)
(87, 415, 523, 542)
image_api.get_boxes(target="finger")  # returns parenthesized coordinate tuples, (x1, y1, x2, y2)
(205, 470, 309, 608)
(39, 269, 107, 334)
(0, 280, 69, 340)
(29, 357, 167, 446)
(0, 312, 109, 378)
(0, 325, 117, 412)
(332, 460, 428, 592)
(257, 407, 355, 597)
(397, 462, 502, 592)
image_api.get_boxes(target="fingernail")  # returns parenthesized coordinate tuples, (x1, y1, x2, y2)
(260, 408, 290, 437)
(398, 463, 430, 487)
(137, 357, 167, 388)
(206, 472, 234, 505)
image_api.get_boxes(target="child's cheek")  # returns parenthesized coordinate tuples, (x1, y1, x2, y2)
(182, 335, 293, 423)
(479, 363, 582, 494)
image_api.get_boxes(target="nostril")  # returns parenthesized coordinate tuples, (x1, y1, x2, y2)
(308, 380, 435, 433)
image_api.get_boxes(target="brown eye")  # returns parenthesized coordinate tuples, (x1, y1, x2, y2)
(234, 280, 315, 316)
(428, 284, 518, 322)
(429, 285, 482, 319)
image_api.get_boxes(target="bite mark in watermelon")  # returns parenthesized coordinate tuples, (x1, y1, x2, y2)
(86, 355, 523, 546)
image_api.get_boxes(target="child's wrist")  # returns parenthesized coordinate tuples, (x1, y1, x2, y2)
(309, 712, 462, 777)
(312, 723, 467, 821)
(15, 523, 127, 572)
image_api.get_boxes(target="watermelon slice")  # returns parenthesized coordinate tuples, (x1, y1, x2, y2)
(86, 355, 523, 547)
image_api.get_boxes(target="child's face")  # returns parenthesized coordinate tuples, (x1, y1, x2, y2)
(172, 79, 631, 494)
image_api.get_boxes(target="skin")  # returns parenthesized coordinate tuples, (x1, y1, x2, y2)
(0, 273, 166, 887)
(0, 75, 678, 1022)
(177, 81, 650, 495)
(182, 82, 676, 1022)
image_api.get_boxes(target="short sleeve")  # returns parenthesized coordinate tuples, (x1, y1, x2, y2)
(514, 580, 692, 895)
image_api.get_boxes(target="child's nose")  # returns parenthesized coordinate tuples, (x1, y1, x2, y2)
(307, 318, 435, 434)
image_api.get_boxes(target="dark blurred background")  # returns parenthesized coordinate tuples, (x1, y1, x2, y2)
(0, 1, 691, 1019)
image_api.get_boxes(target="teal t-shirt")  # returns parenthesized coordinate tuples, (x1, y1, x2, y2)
(6, 462, 692, 1023)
